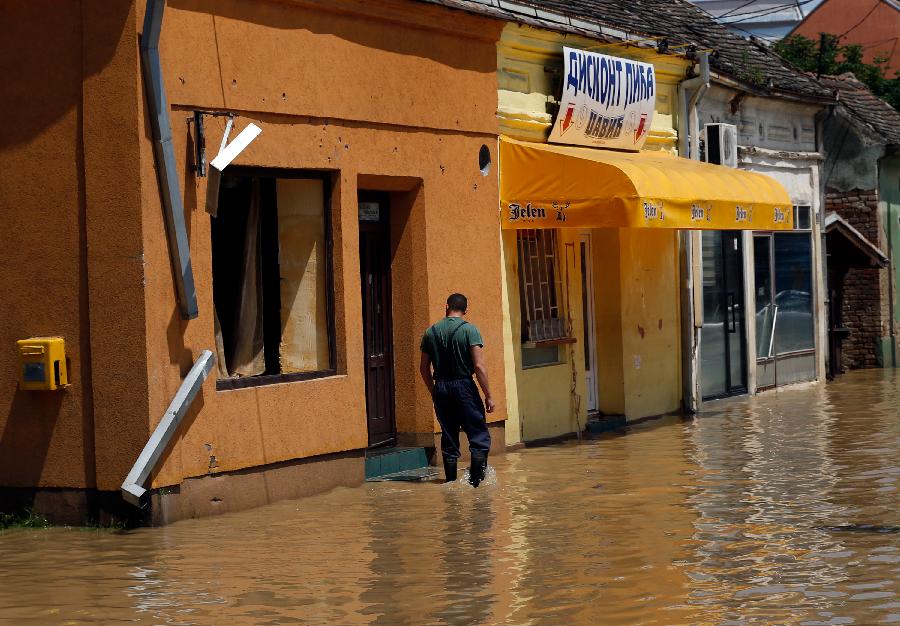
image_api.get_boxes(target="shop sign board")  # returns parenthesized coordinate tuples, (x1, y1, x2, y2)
(549, 47, 656, 151)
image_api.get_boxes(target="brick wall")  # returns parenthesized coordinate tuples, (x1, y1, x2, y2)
(824, 189, 887, 370)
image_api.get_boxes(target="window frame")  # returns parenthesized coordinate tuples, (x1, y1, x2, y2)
(215, 167, 338, 392)
(771, 229, 815, 357)
(516, 229, 575, 348)
(792, 205, 812, 231)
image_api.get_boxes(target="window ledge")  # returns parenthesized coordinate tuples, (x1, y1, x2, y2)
(523, 337, 577, 348)
(216, 369, 338, 391)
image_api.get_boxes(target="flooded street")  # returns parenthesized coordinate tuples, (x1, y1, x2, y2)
(1, 370, 898, 626)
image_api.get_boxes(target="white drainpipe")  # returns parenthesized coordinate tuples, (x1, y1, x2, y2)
(678, 53, 710, 414)
(678, 52, 710, 160)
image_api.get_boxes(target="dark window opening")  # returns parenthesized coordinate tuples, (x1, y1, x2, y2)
(212, 169, 335, 390)
(793, 205, 812, 230)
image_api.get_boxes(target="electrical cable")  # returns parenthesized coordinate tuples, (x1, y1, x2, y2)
(857, 36, 899, 49)
(717, 0, 758, 20)
(690, 2, 769, 40)
(723, 0, 820, 25)
(724, 0, 813, 22)
(718, 0, 813, 23)
(836, 0, 881, 40)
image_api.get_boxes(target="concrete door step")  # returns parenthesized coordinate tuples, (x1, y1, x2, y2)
(585, 415, 627, 436)
(366, 466, 440, 482)
(365, 446, 429, 479)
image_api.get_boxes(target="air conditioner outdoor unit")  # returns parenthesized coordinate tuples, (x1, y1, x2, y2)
(702, 123, 738, 168)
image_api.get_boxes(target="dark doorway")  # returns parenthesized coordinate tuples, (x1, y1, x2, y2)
(359, 191, 396, 448)
(824, 213, 890, 377)
(700, 231, 748, 399)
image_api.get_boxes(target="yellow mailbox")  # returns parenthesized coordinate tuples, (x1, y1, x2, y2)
(17, 337, 68, 391)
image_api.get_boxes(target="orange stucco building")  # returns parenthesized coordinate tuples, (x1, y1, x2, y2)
(0, 0, 507, 524)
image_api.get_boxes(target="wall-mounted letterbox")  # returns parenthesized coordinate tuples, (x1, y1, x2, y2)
(17, 337, 68, 391)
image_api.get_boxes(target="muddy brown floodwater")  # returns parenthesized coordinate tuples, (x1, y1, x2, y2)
(1, 370, 899, 625)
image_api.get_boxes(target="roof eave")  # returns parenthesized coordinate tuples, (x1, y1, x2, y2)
(825, 212, 890, 268)
(709, 71, 834, 104)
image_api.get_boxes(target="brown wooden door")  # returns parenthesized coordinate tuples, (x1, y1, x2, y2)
(359, 193, 396, 448)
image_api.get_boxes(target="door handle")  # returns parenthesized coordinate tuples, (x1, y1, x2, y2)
(769, 304, 778, 357)
(727, 293, 737, 332)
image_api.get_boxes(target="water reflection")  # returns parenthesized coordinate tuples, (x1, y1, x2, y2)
(0, 370, 898, 625)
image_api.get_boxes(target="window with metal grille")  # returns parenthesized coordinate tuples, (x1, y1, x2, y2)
(516, 229, 568, 342)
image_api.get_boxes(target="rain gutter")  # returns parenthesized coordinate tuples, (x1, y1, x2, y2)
(677, 52, 709, 160)
(141, 0, 198, 319)
(121, 350, 215, 506)
(678, 53, 709, 414)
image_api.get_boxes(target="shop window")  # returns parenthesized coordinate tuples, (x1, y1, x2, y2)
(773, 232, 814, 354)
(211, 170, 335, 389)
(516, 229, 569, 367)
(522, 344, 562, 368)
(793, 205, 812, 230)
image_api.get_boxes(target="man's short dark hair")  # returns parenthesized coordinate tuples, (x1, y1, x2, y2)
(447, 293, 468, 312)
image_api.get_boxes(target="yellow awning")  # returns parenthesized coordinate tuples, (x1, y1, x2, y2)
(500, 137, 793, 230)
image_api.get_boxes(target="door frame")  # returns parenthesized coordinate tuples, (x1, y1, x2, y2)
(579, 232, 599, 413)
(358, 191, 397, 448)
(754, 232, 778, 391)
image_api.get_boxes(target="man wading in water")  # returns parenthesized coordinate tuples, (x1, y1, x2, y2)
(420, 293, 495, 486)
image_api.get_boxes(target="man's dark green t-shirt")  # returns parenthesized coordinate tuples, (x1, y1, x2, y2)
(420, 317, 484, 380)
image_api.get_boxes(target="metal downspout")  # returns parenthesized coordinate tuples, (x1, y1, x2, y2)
(688, 53, 710, 162)
(141, 0, 199, 319)
(677, 53, 710, 159)
(817, 106, 834, 376)
(678, 53, 710, 413)
(879, 157, 897, 367)
(121, 350, 215, 506)
(124, 0, 213, 509)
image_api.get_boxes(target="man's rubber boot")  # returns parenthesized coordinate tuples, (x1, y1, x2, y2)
(443, 458, 458, 483)
(469, 451, 488, 488)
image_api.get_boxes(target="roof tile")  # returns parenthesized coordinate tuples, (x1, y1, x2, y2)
(818, 73, 900, 145)
(422, 0, 834, 99)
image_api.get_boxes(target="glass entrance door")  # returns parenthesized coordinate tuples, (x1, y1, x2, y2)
(700, 231, 747, 399)
(755, 231, 816, 389)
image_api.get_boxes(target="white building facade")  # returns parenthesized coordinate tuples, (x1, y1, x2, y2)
(693, 85, 828, 400)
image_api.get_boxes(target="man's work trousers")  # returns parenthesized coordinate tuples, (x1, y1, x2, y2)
(433, 378, 491, 461)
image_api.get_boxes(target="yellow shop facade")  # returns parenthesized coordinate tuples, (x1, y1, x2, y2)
(495, 24, 793, 444)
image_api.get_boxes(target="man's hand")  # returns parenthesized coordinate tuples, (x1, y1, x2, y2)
(471, 345, 494, 414)
(419, 352, 434, 395)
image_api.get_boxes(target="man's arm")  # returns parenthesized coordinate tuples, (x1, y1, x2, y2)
(469, 345, 495, 413)
(419, 352, 434, 395)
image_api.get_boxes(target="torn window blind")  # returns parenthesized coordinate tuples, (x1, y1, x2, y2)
(211, 176, 266, 378)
